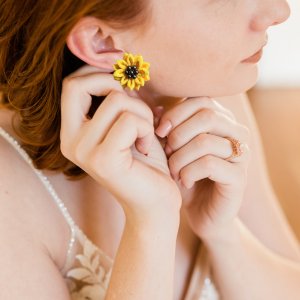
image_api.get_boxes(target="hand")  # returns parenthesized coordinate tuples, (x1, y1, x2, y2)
(60, 65, 182, 228)
(154, 96, 251, 240)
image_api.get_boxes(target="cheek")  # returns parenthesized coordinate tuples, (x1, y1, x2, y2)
(131, 5, 255, 97)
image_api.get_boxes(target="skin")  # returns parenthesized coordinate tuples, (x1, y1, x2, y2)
(30, 0, 300, 299)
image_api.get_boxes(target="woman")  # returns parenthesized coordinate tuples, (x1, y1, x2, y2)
(0, 0, 298, 300)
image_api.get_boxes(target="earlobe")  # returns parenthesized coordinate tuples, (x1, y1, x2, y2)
(66, 16, 124, 70)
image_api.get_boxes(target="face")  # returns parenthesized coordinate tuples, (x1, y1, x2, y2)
(121, 0, 290, 99)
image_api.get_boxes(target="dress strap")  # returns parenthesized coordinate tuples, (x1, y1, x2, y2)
(0, 126, 76, 270)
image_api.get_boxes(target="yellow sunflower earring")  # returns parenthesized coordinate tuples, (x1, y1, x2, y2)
(112, 53, 150, 91)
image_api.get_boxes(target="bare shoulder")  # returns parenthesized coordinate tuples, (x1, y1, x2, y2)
(0, 107, 72, 274)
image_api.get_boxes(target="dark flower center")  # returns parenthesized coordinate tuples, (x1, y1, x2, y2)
(125, 65, 139, 79)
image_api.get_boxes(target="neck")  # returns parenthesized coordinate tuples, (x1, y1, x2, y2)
(130, 86, 186, 114)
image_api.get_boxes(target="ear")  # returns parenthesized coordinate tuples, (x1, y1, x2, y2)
(66, 16, 125, 71)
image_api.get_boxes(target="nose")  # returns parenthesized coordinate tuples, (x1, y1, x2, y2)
(250, 0, 291, 31)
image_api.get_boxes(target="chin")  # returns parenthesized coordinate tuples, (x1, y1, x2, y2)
(209, 64, 259, 98)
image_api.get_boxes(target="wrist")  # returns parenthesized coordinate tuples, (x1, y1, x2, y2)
(201, 217, 241, 249)
(125, 210, 180, 235)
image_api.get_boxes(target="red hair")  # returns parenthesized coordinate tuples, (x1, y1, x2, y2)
(0, 0, 152, 180)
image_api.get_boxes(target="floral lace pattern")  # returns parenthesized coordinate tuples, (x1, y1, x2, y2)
(62, 226, 114, 300)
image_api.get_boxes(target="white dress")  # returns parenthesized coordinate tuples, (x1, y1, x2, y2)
(0, 126, 221, 300)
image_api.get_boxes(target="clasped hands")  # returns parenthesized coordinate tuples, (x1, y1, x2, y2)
(152, 96, 251, 242)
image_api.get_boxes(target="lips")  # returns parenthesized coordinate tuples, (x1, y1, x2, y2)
(241, 41, 268, 64)
(241, 48, 264, 64)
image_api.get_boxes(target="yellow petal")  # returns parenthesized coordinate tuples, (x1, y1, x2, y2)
(127, 79, 135, 91)
(134, 76, 143, 85)
(121, 76, 128, 85)
(126, 53, 134, 66)
(135, 76, 144, 86)
(114, 76, 122, 81)
(134, 55, 143, 69)
(138, 68, 149, 76)
(117, 59, 128, 69)
(141, 62, 150, 69)
(141, 74, 150, 82)
(123, 53, 129, 61)
(113, 64, 121, 71)
(114, 69, 125, 77)
(135, 84, 141, 91)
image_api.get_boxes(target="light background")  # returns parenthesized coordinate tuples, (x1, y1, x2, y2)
(256, 0, 300, 88)
(247, 0, 300, 241)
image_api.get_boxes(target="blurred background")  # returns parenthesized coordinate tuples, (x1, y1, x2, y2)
(247, 0, 300, 241)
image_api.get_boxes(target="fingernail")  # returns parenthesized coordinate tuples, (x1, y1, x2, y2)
(155, 120, 172, 138)
(164, 142, 172, 156)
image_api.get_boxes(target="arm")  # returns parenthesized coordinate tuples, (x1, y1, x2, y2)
(105, 217, 179, 300)
(0, 138, 72, 300)
(215, 92, 300, 261)
(200, 93, 300, 299)
(0, 132, 180, 300)
(203, 217, 300, 300)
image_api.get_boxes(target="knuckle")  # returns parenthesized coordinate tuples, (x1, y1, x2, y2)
(62, 76, 80, 91)
(60, 135, 72, 160)
(170, 106, 185, 122)
(242, 125, 251, 142)
(196, 133, 212, 151)
(201, 108, 218, 126)
(168, 130, 184, 147)
(60, 141, 69, 159)
(88, 147, 106, 174)
(201, 155, 216, 172)
(73, 140, 86, 165)
(198, 96, 213, 107)
(120, 111, 137, 126)
(168, 155, 178, 174)
(179, 167, 189, 183)
(108, 90, 125, 105)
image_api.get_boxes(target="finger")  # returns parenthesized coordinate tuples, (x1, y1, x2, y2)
(61, 73, 153, 154)
(80, 89, 154, 153)
(153, 106, 164, 118)
(99, 111, 154, 159)
(153, 106, 164, 129)
(164, 109, 249, 156)
(168, 133, 249, 182)
(179, 155, 247, 191)
(155, 97, 233, 138)
(61, 72, 123, 139)
(67, 64, 115, 79)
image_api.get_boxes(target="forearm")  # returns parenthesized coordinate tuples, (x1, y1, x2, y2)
(203, 217, 300, 300)
(105, 215, 180, 300)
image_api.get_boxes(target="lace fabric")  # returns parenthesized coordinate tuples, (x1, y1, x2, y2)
(0, 125, 220, 300)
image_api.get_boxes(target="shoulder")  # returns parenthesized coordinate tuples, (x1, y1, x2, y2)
(0, 109, 72, 272)
(0, 130, 72, 298)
